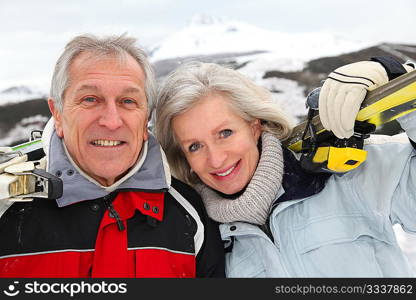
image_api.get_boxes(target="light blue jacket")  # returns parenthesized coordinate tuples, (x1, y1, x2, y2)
(221, 112, 416, 277)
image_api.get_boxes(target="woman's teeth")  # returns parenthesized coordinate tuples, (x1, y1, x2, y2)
(216, 165, 236, 177)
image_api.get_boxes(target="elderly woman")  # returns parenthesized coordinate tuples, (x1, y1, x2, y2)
(154, 59, 416, 277)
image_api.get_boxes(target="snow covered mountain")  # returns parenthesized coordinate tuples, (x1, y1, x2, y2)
(2, 16, 416, 145)
(150, 15, 374, 123)
(0, 115, 49, 146)
(150, 16, 416, 126)
(0, 85, 47, 106)
(150, 14, 371, 67)
(0, 86, 50, 145)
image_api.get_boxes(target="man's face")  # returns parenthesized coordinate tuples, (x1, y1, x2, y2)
(49, 52, 148, 186)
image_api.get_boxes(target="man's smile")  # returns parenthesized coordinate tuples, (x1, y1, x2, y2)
(90, 139, 126, 147)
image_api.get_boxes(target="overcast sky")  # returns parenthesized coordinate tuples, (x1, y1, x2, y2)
(0, 0, 415, 91)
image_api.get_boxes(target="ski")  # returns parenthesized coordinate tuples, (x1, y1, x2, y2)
(283, 70, 416, 173)
(0, 137, 61, 202)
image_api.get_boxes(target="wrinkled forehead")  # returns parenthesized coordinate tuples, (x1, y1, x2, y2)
(69, 50, 140, 74)
(64, 51, 147, 99)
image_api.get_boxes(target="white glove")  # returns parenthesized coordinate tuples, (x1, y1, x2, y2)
(318, 61, 389, 139)
(0, 147, 44, 202)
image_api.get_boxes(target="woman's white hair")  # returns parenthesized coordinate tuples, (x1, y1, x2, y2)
(49, 33, 156, 114)
(155, 61, 292, 186)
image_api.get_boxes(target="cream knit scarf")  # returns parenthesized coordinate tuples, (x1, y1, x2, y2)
(196, 131, 284, 225)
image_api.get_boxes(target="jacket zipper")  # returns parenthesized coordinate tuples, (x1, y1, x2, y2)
(103, 195, 125, 231)
(262, 219, 274, 243)
(261, 200, 281, 244)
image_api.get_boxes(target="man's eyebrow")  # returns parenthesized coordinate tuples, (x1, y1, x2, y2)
(76, 85, 99, 93)
(122, 87, 143, 94)
(74, 85, 143, 94)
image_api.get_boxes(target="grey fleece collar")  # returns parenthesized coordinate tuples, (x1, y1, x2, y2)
(47, 131, 170, 207)
(196, 131, 284, 225)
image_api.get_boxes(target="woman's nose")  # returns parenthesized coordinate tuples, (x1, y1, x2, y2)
(207, 146, 227, 169)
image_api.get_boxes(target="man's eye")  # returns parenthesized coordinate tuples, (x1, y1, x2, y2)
(220, 129, 233, 138)
(122, 98, 136, 105)
(83, 96, 97, 103)
(188, 143, 202, 153)
(119, 98, 139, 108)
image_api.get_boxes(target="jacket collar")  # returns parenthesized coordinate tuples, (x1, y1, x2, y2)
(220, 221, 266, 239)
(276, 147, 331, 203)
(42, 119, 171, 207)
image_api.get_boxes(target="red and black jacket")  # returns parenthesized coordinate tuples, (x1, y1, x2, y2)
(0, 131, 224, 278)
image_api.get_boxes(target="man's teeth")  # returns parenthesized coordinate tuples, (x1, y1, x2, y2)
(216, 165, 236, 177)
(92, 140, 122, 147)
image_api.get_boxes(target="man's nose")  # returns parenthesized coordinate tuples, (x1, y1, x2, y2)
(98, 101, 123, 130)
(207, 146, 227, 169)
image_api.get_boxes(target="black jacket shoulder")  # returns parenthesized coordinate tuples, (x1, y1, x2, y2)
(170, 176, 225, 278)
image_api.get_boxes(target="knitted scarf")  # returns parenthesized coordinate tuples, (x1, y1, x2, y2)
(196, 131, 284, 225)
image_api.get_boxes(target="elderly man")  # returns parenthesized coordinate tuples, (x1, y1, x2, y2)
(0, 34, 224, 277)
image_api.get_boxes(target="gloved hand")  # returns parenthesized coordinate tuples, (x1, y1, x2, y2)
(0, 149, 32, 201)
(0, 147, 47, 202)
(318, 61, 389, 139)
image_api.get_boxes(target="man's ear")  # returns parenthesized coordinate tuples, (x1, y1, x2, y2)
(143, 122, 148, 141)
(48, 99, 64, 137)
(143, 110, 150, 141)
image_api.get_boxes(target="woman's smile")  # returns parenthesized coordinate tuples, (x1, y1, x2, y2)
(210, 159, 241, 179)
(172, 92, 261, 195)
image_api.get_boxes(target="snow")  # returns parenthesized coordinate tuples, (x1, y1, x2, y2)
(150, 15, 372, 68)
(0, 85, 47, 106)
(235, 56, 309, 124)
(149, 15, 371, 125)
(236, 52, 307, 73)
(256, 77, 307, 123)
(0, 115, 49, 146)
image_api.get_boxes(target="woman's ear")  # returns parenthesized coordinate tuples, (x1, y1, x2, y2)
(251, 119, 262, 141)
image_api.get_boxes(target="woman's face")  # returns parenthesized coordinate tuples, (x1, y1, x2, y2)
(172, 93, 262, 195)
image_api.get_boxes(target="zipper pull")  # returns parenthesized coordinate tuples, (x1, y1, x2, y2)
(108, 202, 125, 231)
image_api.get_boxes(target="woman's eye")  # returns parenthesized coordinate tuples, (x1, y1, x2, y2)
(220, 129, 233, 138)
(188, 143, 201, 153)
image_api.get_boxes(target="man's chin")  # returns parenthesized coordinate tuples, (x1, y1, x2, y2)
(87, 167, 130, 187)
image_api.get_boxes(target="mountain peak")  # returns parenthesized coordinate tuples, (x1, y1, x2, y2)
(188, 14, 225, 27)
(1, 85, 34, 95)
(0, 85, 47, 106)
(149, 17, 371, 63)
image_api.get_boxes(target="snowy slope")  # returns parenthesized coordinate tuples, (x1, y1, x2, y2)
(0, 85, 47, 106)
(150, 14, 371, 69)
(150, 15, 373, 122)
(0, 115, 48, 145)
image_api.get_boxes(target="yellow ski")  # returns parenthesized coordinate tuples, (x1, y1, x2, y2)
(283, 70, 416, 172)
